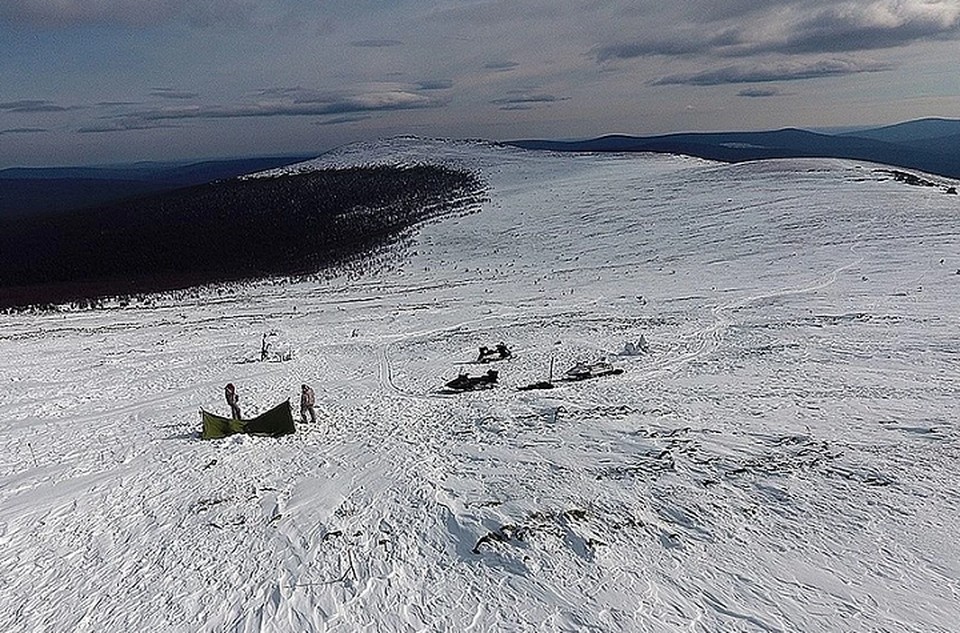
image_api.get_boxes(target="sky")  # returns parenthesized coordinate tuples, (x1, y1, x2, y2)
(1, 0, 959, 168)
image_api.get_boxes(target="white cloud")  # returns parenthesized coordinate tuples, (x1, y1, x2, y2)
(651, 58, 895, 86)
(594, 0, 960, 62)
(80, 86, 446, 133)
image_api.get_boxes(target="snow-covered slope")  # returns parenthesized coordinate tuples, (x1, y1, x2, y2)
(2, 139, 959, 632)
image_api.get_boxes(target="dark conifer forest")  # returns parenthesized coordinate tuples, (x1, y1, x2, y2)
(0, 165, 485, 309)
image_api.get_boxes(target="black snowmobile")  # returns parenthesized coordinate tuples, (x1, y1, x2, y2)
(441, 369, 499, 393)
(476, 342, 512, 363)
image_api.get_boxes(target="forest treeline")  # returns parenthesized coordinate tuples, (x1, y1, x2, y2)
(0, 165, 486, 309)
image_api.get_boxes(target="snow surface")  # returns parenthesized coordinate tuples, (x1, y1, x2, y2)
(2, 138, 959, 632)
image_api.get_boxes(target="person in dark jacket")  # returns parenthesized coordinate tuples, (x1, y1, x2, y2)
(225, 383, 241, 419)
(300, 383, 317, 424)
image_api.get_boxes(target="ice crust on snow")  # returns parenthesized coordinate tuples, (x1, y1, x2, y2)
(1, 138, 959, 632)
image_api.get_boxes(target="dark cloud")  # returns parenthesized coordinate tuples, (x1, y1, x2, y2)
(594, 30, 740, 62)
(593, 1, 960, 63)
(737, 88, 783, 97)
(313, 115, 372, 126)
(83, 88, 445, 132)
(350, 39, 402, 48)
(651, 58, 894, 86)
(0, 99, 79, 113)
(78, 120, 184, 133)
(484, 61, 520, 72)
(150, 89, 200, 100)
(498, 104, 535, 111)
(491, 93, 568, 107)
(0, 127, 47, 135)
(491, 91, 569, 112)
(595, 39, 711, 61)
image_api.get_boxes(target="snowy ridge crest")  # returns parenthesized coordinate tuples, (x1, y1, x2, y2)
(251, 136, 511, 177)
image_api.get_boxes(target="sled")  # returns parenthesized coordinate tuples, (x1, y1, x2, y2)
(517, 380, 555, 391)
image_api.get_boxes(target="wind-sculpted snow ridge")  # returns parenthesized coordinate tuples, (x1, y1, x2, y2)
(1, 138, 959, 632)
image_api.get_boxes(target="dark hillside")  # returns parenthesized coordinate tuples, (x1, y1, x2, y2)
(888, 132, 960, 152)
(0, 178, 174, 217)
(0, 165, 485, 309)
(838, 118, 960, 144)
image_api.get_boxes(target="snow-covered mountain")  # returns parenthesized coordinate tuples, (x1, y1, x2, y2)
(2, 138, 958, 632)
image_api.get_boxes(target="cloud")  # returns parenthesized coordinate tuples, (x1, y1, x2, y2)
(150, 88, 200, 100)
(737, 88, 783, 97)
(0, 99, 79, 113)
(651, 58, 894, 86)
(593, 0, 960, 63)
(313, 115, 372, 126)
(756, 1, 960, 54)
(81, 87, 446, 132)
(350, 39, 403, 48)
(594, 31, 740, 62)
(246, 86, 446, 118)
(484, 61, 520, 72)
(284, 89, 445, 116)
(0, 0, 258, 28)
(78, 120, 184, 133)
(491, 93, 568, 110)
(0, 127, 47, 135)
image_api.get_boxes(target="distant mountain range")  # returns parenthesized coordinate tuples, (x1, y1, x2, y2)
(3, 118, 958, 218)
(0, 155, 315, 216)
(508, 118, 960, 181)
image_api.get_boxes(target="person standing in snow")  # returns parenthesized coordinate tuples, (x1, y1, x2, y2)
(260, 333, 270, 362)
(300, 383, 317, 424)
(225, 383, 241, 419)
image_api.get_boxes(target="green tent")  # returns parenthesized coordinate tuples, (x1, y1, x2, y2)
(201, 399, 296, 440)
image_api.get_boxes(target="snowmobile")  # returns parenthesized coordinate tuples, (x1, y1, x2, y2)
(476, 342, 512, 363)
(563, 360, 623, 381)
(441, 369, 499, 393)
